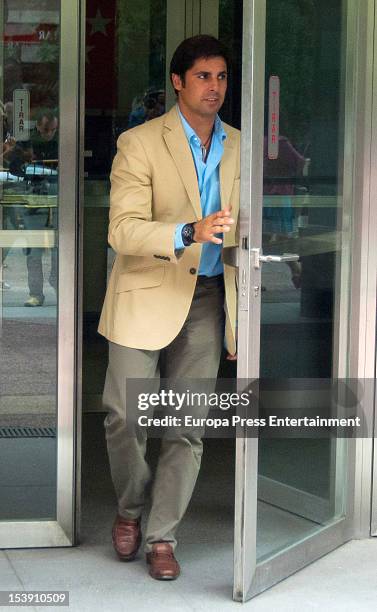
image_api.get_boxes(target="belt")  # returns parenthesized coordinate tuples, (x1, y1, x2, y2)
(196, 273, 224, 286)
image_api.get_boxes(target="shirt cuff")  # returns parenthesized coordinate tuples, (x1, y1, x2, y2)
(174, 223, 186, 250)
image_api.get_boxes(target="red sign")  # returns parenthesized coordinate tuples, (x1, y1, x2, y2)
(3, 23, 57, 43)
(85, 0, 117, 110)
(268, 76, 280, 160)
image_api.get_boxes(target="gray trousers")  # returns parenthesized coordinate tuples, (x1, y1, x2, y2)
(23, 208, 57, 300)
(27, 247, 57, 299)
(103, 275, 225, 552)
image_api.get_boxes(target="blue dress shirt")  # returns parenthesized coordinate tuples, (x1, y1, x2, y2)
(174, 105, 227, 277)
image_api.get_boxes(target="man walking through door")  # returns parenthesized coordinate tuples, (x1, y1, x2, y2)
(98, 35, 240, 580)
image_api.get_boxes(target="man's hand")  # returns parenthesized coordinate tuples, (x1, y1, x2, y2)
(1, 137, 16, 160)
(193, 207, 234, 244)
(226, 353, 237, 361)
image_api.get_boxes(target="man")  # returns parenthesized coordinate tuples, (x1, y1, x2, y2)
(22, 109, 58, 307)
(98, 35, 240, 580)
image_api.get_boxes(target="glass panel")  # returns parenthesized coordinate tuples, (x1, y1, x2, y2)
(83, 0, 168, 408)
(83, 0, 243, 400)
(257, 0, 350, 561)
(0, 0, 59, 519)
(218, 0, 243, 128)
(82, 0, 243, 571)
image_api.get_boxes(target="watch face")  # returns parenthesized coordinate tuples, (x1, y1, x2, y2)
(182, 223, 194, 245)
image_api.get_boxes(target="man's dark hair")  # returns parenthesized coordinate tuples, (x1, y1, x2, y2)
(169, 35, 230, 95)
(35, 108, 58, 125)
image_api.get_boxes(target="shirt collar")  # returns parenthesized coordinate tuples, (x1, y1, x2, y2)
(177, 104, 227, 144)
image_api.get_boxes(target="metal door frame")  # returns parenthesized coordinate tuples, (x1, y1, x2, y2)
(367, 0, 377, 538)
(0, 0, 81, 548)
(234, 0, 374, 601)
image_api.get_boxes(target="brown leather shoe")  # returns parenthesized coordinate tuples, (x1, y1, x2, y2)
(112, 514, 141, 561)
(146, 542, 180, 580)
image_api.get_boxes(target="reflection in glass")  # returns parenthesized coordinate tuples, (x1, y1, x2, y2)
(83, 0, 169, 407)
(83, 0, 243, 409)
(257, 0, 350, 561)
(0, 0, 59, 520)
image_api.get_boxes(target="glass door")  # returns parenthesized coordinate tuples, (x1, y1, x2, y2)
(0, 0, 80, 546)
(82, 0, 241, 411)
(235, 0, 359, 601)
(82, 0, 186, 414)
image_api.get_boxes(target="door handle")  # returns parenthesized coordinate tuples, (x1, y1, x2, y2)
(222, 246, 299, 269)
(252, 247, 299, 269)
(221, 245, 299, 312)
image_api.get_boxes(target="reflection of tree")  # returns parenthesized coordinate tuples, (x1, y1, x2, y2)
(30, 77, 58, 110)
(3, 9, 59, 110)
(266, 0, 316, 148)
(5, 44, 19, 60)
(38, 41, 59, 63)
(3, 51, 58, 111)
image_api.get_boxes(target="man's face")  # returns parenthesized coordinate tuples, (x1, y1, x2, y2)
(172, 56, 227, 119)
(37, 116, 58, 141)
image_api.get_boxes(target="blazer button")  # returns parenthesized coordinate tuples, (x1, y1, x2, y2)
(190, 268, 197, 275)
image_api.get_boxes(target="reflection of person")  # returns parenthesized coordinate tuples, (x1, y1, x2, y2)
(0, 59, 23, 164)
(1, 98, 23, 287)
(1, 101, 16, 165)
(2, 58, 23, 103)
(127, 90, 165, 128)
(263, 134, 306, 287)
(98, 35, 240, 580)
(263, 134, 305, 235)
(30, 109, 58, 161)
(23, 109, 58, 307)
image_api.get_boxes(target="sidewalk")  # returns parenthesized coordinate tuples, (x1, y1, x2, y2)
(2, 417, 375, 611)
(1, 539, 376, 611)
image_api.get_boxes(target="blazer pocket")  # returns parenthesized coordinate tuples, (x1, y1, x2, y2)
(115, 266, 165, 293)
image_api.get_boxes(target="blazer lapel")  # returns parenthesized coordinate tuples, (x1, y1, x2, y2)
(220, 130, 237, 211)
(163, 106, 202, 219)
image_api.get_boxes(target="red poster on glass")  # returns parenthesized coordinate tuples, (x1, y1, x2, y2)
(86, 0, 117, 110)
(268, 75, 280, 160)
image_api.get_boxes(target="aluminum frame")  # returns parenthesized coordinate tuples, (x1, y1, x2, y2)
(343, 0, 377, 539)
(234, 0, 368, 602)
(75, 0, 86, 545)
(365, 0, 377, 537)
(165, 1, 187, 112)
(0, 0, 80, 548)
(56, 0, 81, 545)
(0, 1, 3, 327)
(234, 0, 266, 601)
(199, 0, 219, 36)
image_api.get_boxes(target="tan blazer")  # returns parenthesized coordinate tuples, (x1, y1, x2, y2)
(98, 105, 240, 354)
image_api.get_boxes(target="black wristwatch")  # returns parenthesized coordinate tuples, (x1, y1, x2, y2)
(181, 222, 196, 247)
